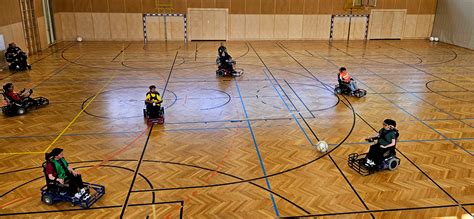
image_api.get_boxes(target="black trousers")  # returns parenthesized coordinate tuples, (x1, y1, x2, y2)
(146, 104, 161, 118)
(366, 143, 390, 165)
(65, 174, 84, 194)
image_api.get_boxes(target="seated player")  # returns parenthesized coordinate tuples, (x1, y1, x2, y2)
(338, 67, 358, 94)
(217, 43, 236, 74)
(365, 119, 399, 166)
(5, 42, 31, 71)
(2, 83, 33, 103)
(45, 148, 90, 200)
(145, 85, 163, 118)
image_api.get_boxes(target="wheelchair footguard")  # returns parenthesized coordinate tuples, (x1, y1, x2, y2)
(144, 106, 165, 124)
(334, 85, 367, 98)
(1, 96, 49, 116)
(41, 182, 105, 209)
(348, 153, 400, 176)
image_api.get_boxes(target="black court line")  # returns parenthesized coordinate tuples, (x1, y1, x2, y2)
(0, 201, 183, 217)
(282, 203, 474, 218)
(284, 80, 316, 118)
(119, 125, 155, 218)
(306, 41, 473, 215)
(120, 50, 179, 218)
(361, 67, 474, 129)
(194, 42, 198, 61)
(275, 42, 375, 219)
(111, 42, 133, 62)
(352, 80, 472, 215)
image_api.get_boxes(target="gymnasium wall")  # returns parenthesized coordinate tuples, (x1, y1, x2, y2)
(0, 0, 49, 53)
(432, 0, 474, 50)
(51, 0, 435, 41)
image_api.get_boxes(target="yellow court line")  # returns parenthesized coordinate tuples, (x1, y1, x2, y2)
(152, 204, 157, 219)
(42, 75, 117, 153)
(0, 151, 45, 156)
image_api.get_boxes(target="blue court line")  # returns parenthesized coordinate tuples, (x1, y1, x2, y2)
(355, 79, 473, 156)
(262, 70, 315, 145)
(234, 79, 280, 217)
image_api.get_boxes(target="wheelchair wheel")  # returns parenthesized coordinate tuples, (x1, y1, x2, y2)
(334, 87, 342, 94)
(387, 157, 400, 171)
(42, 194, 54, 205)
(17, 107, 26, 115)
(143, 109, 147, 117)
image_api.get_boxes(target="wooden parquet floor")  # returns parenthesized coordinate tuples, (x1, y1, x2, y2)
(0, 40, 473, 218)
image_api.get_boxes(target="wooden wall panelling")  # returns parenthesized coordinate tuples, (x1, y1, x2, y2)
(124, 0, 142, 13)
(216, 0, 231, 9)
(202, 0, 216, 8)
(380, 11, 395, 38)
(304, 0, 319, 14)
(147, 16, 165, 40)
(213, 9, 228, 40)
(332, 16, 349, 40)
(92, 0, 109, 13)
(172, 0, 187, 14)
(109, 13, 127, 40)
(245, 14, 260, 39)
(187, 0, 202, 8)
(8, 0, 23, 24)
(127, 13, 144, 40)
(245, 0, 261, 14)
(188, 9, 203, 40)
(168, 16, 185, 40)
(318, 0, 332, 14)
(275, 0, 290, 14)
(75, 0, 92, 12)
(415, 14, 434, 38)
(390, 10, 405, 38)
(109, 0, 125, 13)
(302, 15, 318, 38)
(274, 15, 289, 39)
(142, 0, 156, 12)
(75, 13, 95, 40)
(403, 14, 417, 38)
(230, 0, 245, 14)
(332, 0, 346, 15)
(54, 13, 63, 41)
(406, 0, 420, 14)
(419, 0, 437, 14)
(394, 0, 407, 9)
(261, 0, 276, 14)
(229, 14, 245, 39)
(92, 13, 111, 40)
(259, 15, 275, 39)
(201, 10, 215, 39)
(61, 13, 78, 40)
(37, 17, 49, 48)
(368, 11, 382, 39)
(289, 0, 304, 14)
(349, 17, 367, 40)
(11, 22, 27, 50)
(315, 15, 331, 39)
(288, 15, 303, 39)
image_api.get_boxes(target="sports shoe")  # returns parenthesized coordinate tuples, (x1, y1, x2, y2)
(365, 158, 375, 166)
(82, 194, 91, 201)
(74, 192, 82, 199)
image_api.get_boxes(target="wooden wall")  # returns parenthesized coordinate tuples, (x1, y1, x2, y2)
(0, 0, 49, 52)
(51, 0, 438, 14)
(51, 0, 437, 41)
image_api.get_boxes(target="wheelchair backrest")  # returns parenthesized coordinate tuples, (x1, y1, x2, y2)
(1, 90, 18, 105)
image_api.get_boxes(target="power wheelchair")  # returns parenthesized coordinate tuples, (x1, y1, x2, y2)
(1, 89, 49, 116)
(40, 161, 105, 208)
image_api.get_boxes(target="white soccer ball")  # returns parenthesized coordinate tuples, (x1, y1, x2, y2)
(434, 37, 439, 42)
(77, 36, 83, 42)
(316, 141, 328, 153)
(429, 37, 435, 42)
